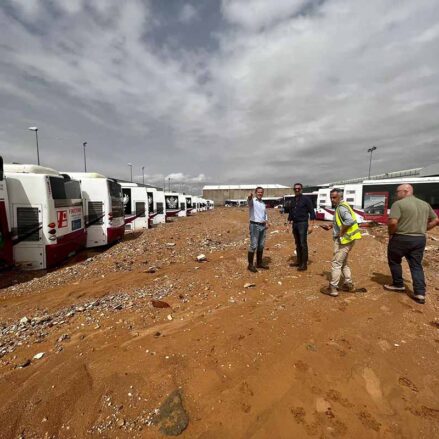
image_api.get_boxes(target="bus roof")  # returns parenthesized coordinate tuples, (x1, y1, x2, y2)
(4, 163, 60, 176)
(363, 177, 439, 185)
(64, 172, 106, 179)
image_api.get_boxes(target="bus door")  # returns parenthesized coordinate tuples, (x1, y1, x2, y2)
(12, 203, 45, 269)
(363, 192, 389, 224)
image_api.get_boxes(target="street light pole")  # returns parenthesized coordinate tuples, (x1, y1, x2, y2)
(83, 142, 87, 172)
(168, 177, 171, 192)
(142, 166, 145, 185)
(367, 146, 377, 179)
(28, 127, 40, 165)
(128, 163, 133, 182)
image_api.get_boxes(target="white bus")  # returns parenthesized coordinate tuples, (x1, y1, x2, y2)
(151, 188, 166, 225)
(316, 184, 365, 222)
(164, 192, 180, 220)
(4, 164, 86, 270)
(177, 194, 187, 217)
(65, 172, 125, 248)
(120, 182, 149, 232)
(185, 195, 194, 215)
(207, 199, 215, 210)
(0, 157, 13, 268)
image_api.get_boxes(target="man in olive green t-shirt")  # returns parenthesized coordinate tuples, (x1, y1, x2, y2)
(384, 184, 438, 304)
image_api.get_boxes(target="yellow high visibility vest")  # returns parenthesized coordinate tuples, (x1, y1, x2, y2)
(335, 201, 362, 245)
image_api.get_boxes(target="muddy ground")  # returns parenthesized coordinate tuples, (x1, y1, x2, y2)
(0, 208, 438, 439)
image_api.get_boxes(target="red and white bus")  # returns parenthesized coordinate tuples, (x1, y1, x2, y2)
(4, 164, 86, 270)
(361, 177, 439, 223)
(151, 188, 166, 225)
(65, 172, 125, 248)
(185, 195, 194, 215)
(316, 184, 365, 222)
(177, 194, 187, 217)
(120, 182, 149, 231)
(164, 192, 180, 220)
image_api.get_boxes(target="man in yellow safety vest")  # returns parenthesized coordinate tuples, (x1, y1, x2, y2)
(320, 188, 362, 297)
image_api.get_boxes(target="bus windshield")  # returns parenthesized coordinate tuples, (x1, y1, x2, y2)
(49, 177, 67, 199)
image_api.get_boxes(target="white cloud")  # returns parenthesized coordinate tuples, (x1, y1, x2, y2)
(179, 4, 198, 23)
(221, 0, 309, 30)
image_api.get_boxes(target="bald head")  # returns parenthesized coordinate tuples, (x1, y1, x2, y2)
(396, 184, 413, 200)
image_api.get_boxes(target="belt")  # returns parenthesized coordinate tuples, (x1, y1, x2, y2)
(250, 220, 265, 225)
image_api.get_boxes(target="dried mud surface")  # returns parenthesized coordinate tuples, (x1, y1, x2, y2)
(0, 208, 438, 439)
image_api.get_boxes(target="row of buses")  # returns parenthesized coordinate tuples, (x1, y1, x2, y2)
(0, 158, 213, 270)
(282, 177, 439, 224)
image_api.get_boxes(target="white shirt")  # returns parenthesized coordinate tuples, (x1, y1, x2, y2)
(249, 197, 267, 223)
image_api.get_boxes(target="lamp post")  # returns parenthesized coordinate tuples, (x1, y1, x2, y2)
(83, 142, 87, 172)
(128, 163, 133, 182)
(168, 177, 171, 192)
(142, 166, 145, 185)
(367, 146, 377, 179)
(28, 127, 40, 165)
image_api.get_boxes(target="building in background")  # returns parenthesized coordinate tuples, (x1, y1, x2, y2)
(203, 184, 292, 206)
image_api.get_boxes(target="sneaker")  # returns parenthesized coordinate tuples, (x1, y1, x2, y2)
(383, 284, 405, 292)
(340, 283, 355, 292)
(413, 294, 425, 304)
(247, 264, 258, 273)
(320, 286, 339, 297)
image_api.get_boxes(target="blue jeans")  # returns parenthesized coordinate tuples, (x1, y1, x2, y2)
(249, 223, 266, 252)
(388, 234, 426, 295)
(292, 221, 308, 266)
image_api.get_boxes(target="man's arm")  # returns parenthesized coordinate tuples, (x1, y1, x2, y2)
(427, 207, 438, 231)
(338, 205, 355, 237)
(388, 218, 398, 235)
(247, 192, 254, 206)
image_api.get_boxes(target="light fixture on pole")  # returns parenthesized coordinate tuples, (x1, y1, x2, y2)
(28, 127, 40, 165)
(128, 163, 133, 182)
(142, 166, 145, 185)
(367, 146, 377, 179)
(83, 142, 87, 172)
(168, 177, 171, 192)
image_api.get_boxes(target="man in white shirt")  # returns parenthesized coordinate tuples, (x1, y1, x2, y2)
(247, 186, 269, 272)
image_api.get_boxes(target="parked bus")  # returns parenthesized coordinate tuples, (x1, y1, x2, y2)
(65, 172, 124, 248)
(177, 194, 187, 217)
(120, 182, 148, 231)
(316, 184, 365, 222)
(361, 177, 439, 223)
(0, 157, 13, 268)
(207, 199, 215, 210)
(152, 188, 166, 224)
(164, 192, 180, 220)
(4, 164, 86, 270)
(185, 195, 194, 215)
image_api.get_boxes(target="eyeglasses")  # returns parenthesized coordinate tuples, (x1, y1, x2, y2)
(294, 187, 302, 191)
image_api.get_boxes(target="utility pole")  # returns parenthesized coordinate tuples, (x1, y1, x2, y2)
(367, 146, 377, 179)
(28, 127, 40, 165)
(83, 142, 87, 172)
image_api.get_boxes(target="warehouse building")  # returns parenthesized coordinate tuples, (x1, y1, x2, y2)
(202, 184, 293, 206)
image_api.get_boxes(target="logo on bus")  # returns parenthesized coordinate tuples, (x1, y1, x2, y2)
(57, 210, 68, 228)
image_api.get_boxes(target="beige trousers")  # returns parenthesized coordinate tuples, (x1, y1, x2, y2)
(330, 240, 355, 288)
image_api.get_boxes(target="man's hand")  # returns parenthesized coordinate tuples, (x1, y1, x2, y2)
(307, 225, 313, 234)
(265, 221, 270, 229)
(388, 218, 398, 235)
(248, 192, 253, 200)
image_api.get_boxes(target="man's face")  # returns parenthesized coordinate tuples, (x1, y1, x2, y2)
(396, 187, 408, 200)
(255, 188, 264, 199)
(330, 192, 341, 207)
(294, 185, 303, 195)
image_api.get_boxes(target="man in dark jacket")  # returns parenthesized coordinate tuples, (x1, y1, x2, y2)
(287, 183, 316, 271)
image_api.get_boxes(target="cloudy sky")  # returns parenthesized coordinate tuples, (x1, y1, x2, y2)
(1, 0, 439, 192)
